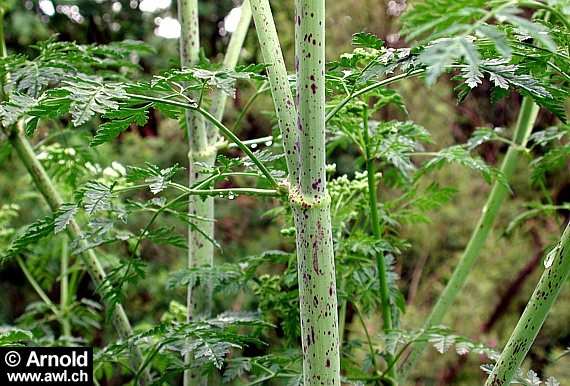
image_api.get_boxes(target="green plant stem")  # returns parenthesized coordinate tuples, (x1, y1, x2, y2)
(177, 1, 253, 383)
(15, 255, 60, 316)
(228, 82, 269, 136)
(249, 0, 299, 186)
(60, 240, 72, 337)
(399, 97, 540, 380)
(338, 275, 348, 347)
(8, 124, 151, 384)
(362, 107, 396, 382)
(124, 93, 279, 188)
(517, 0, 570, 30)
(354, 304, 381, 380)
(485, 220, 570, 385)
(0, 10, 149, 381)
(226, 134, 274, 150)
(325, 69, 424, 123)
(207, 0, 252, 139)
(292, 0, 341, 384)
(177, 11, 214, 380)
(251, 0, 341, 383)
(0, 7, 6, 97)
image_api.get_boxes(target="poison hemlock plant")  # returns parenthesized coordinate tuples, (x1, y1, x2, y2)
(0, 0, 569, 384)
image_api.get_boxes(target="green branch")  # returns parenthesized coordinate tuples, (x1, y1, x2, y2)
(325, 69, 424, 123)
(250, 0, 300, 187)
(8, 124, 152, 384)
(485, 220, 570, 385)
(125, 93, 279, 188)
(399, 97, 540, 380)
(362, 107, 396, 382)
(207, 0, 252, 143)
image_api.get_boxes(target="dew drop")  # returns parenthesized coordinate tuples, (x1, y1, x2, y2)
(228, 192, 235, 200)
(251, 143, 258, 149)
(265, 141, 273, 146)
(544, 245, 559, 269)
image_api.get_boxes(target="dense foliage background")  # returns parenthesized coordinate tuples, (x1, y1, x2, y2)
(0, 0, 568, 384)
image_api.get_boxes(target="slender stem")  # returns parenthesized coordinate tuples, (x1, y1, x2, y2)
(485, 220, 570, 385)
(398, 97, 540, 380)
(134, 343, 164, 386)
(179, 187, 280, 197)
(363, 107, 396, 382)
(517, 0, 570, 30)
(177, 3, 214, 380)
(60, 240, 72, 337)
(124, 93, 279, 188)
(198, 107, 280, 188)
(354, 304, 381, 380)
(229, 82, 269, 136)
(207, 0, 252, 144)
(0, 9, 149, 381)
(325, 70, 424, 123)
(16, 255, 60, 316)
(8, 124, 152, 384)
(177, 2, 253, 384)
(338, 275, 348, 347)
(0, 6, 6, 100)
(250, 0, 300, 187)
(226, 134, 275, 150)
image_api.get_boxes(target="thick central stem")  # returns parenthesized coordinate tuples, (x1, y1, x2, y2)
(294, 0, 341, 384)
(178, 1, 212, 385)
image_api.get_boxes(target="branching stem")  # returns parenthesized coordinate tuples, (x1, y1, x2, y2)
(362, 107, 396, 382)
(399, 97, 540, 379)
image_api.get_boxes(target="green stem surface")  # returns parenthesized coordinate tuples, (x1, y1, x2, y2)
(363, 108, 396, 382)
(208, 0, 252, 136)
(178, 1, 212, 384)
(250, 0, 300, 186)
(251, 0, 341, 384)
(178, 1, 252, 383)
(485, 220, 570, 385)
(0, 9, 149, 382)
(8, 125, 151, 384)
(399, 97, 540, 379)
(292, 0, 341, 384)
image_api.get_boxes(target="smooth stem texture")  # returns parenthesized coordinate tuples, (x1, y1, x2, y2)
(486, 221, 570, 385)
(124, 93, 279, 188)
(16, 255, 60, 316)
(178, 1, 252, 383)
(354, 303, 381, 379)
(325, 70, 424, 123)
(60, 240, 72, 336)
(338, 275, 347, 347)
(399, 97, 540, 379)
(363, 108, 396, 382)
(8, 125, 151, 384)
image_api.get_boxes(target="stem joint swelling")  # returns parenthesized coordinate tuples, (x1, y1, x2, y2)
(188, 144, 219, 161)
(288, 191, 332, 209)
